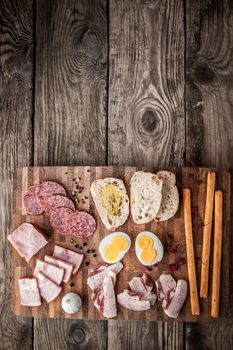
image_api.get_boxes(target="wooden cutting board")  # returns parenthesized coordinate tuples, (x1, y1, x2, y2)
(11, 166, 230, 322)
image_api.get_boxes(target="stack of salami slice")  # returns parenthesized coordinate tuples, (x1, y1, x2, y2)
(23, 181, 96, 238)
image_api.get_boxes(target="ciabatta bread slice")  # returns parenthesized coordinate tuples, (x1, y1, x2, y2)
(155, 171, 179, 221)
(90, 178, 129, 230)
(130, 171, 163, 224)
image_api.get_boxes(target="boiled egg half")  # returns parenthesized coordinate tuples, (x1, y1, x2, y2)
(135, 231, 164, 266)
(99, 231, 131, 264)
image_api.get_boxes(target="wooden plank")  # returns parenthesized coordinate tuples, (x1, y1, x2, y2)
(12, 166, 230, 322)
(0, 0, 34, 349)
(185, 0, 233, 349)
(108, 0, 185, 348)
(33, 0, 108, 349)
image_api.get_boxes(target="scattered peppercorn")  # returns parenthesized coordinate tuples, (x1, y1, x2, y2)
(72, 178, 76, 181)
(79, 246, 83, 250)
(83, 242, 87, 246)
(84, 196, 88, 199)
(87, 169, 90, 172)
(93, 254, 97, 258)
(91, 249, 95, 253)
(85, 261, 90, 266)
(75, 244, 79, 248)
(70, 282, 74, 287)
(65, 172, 68, 174)
(87, 249, 91, 254)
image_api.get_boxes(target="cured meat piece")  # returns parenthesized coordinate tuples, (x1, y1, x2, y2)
(67, 211, 96, 238)
(23, 185, 44, 215)
(91, 271, 117, 318)
(87, 262, 123, 290)
(102, 275, 117, 318)
(129, 273, 157, 305)
(44, 255, 73, 283)
(18, 278, 41, 307)
(36, 272, 62, 303)
(117, 290, 150, 311)
(36, 181, 66, 208)
(163, 280, 188, 318)
(155, 273, 176, 302)
(8, 223, 48, 262)
(44, 195, 75, 215)
(53, 245, 84, 274)
(34, 259, 64, 285)
(50, 207, 73, 235)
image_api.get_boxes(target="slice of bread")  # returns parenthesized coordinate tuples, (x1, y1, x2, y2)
(155, 171, 179, 221)
(90, 178, 129, 230)
(130, 171, 163, 224)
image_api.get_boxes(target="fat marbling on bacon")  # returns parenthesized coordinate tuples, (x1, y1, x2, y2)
(87, 261, 123, 290)
(117, 290, 151, 311)
(129, 273, 156, 306)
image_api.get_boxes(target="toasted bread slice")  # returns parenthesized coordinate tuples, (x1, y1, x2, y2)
(155, 171, 179, 221)
(130, 171, 163, 224)
(90, 178, 129, 230)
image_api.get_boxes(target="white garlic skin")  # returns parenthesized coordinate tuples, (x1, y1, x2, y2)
(61, 293, 82, 314)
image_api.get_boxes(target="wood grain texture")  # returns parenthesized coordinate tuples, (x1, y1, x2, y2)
(11, 166, 230, 322)
(34, 0, 108, 166)
(0, 0, 33, 349)
(33, 1, 108, 348)
(108, 0, 185, 348)
(108, 0, 185, 167)
(185, 0, 233, 349)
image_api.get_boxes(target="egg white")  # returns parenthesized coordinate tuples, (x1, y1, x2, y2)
(98, 231, 131, 264)
(135, 231, 164, 266)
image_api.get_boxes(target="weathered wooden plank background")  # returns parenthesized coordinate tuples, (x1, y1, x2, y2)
(0, 0, 232, 349)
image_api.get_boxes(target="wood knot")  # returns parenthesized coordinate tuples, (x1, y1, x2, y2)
(191, 62, 216, 84)
(141, 110, 158, 132)
(68, 325, 86, 345)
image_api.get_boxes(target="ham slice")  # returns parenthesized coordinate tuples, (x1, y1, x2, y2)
(44, 255, 73, 283)
(34, 260, 64, 285)
(129, 273, 157, 306)
(117, 290, 150, 311)
(163, 280, 188, 318)
(53, 245, 83, 274)
(18, 278, 41, 307)
(36, 271, 62, 303)
(155, 273, 176, 302)
(8, 223, 48, 262)
(87, 262, 123, 290)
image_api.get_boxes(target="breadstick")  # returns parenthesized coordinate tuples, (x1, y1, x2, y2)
(183, 188, 200, 315)
(200, 172, 216, 297)
(211, 190, 223, 318)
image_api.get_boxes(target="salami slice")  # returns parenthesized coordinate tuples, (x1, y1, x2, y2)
(45, 195, 75, 215)
(36, 181, 66, 208)
(50, 207, 73, 235)
(68, 211, 96, 238)
(23, 185, 44, 215)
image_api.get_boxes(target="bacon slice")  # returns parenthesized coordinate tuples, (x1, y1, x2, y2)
(87, 262, 123, 290)
(8, 223, 48, 262)
(117, 290, 150, 311)
(18, 278, 41, 307)
(102, 275, 117, 318)
(129, 273, 157, 305)
(44, 255, 73, 283)
(34, 259, 64, 285)
(36, 272, 62, 303)
(53, 245, 84, 274)
(163, 280, 188, 318)
(155, 273, 176, 302)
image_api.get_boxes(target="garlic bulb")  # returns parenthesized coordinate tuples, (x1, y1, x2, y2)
(61, 293, 82, 314)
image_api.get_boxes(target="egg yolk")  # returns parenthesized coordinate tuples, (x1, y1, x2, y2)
(104, 235, 128, 261)
(112, 236, 128, 250)
(138, 235, 153, 249)
(100, 184, 123, 218)
(141, 247, 157, 263)
(104, 244, 119, 261)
